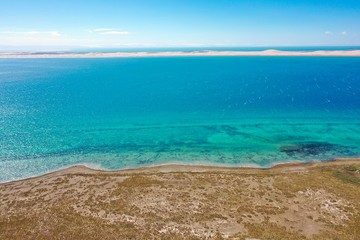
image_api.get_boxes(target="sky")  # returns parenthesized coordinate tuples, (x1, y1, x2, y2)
(1, 0, 360, 50)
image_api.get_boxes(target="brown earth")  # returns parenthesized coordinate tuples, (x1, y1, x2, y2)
(1, 158, 360, 239)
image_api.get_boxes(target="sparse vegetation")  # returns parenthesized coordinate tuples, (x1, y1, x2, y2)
(0, 160, 360, 239)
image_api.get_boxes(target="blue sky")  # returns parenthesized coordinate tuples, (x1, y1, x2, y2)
(1, 0, 359, 49)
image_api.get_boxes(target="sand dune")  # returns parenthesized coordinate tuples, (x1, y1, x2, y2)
(1, 49, 360, 58)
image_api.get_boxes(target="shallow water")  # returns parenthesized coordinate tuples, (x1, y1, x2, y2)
(1, 57, 360, 182)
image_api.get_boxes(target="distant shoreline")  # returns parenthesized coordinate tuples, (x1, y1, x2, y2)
(1, 49, 360, 58)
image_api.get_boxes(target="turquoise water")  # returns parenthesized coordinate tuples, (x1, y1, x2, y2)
(1, 57, 360, 182)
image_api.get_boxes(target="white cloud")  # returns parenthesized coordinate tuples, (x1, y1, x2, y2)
(46, 31, 61, 37)
(0, 31, 39, 35)
(100, 31, 130, 35)
(341, 31, 347, 35)
(92, 29, 130, 35)
(94, 28, 115, 31)
(0, 35, 99, 47)
(25, 31, 40, 35)
(0, 31, 60, 37)
(325, 31, 332, 35)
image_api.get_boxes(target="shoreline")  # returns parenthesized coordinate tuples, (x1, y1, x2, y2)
(2, 157, 359, 185)
(1, 157, 359, 239)
(1, 49, 360, 58)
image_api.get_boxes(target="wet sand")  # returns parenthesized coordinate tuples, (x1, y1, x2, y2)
(1, 158, 360, 239)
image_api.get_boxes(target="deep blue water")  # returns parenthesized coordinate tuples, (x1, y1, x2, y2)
(1, 56, 360, 182)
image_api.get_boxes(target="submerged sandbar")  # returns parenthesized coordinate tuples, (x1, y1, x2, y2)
(1, 49, 360, 58)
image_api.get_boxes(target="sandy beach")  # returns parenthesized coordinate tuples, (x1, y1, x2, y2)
(1, 158, 359, 239)
(1, 49, 360, 58)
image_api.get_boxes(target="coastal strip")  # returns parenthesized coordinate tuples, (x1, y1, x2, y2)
(1, 49, 360, 58)
(1, 158, 359, 239)
(2, 158, 360, 184)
